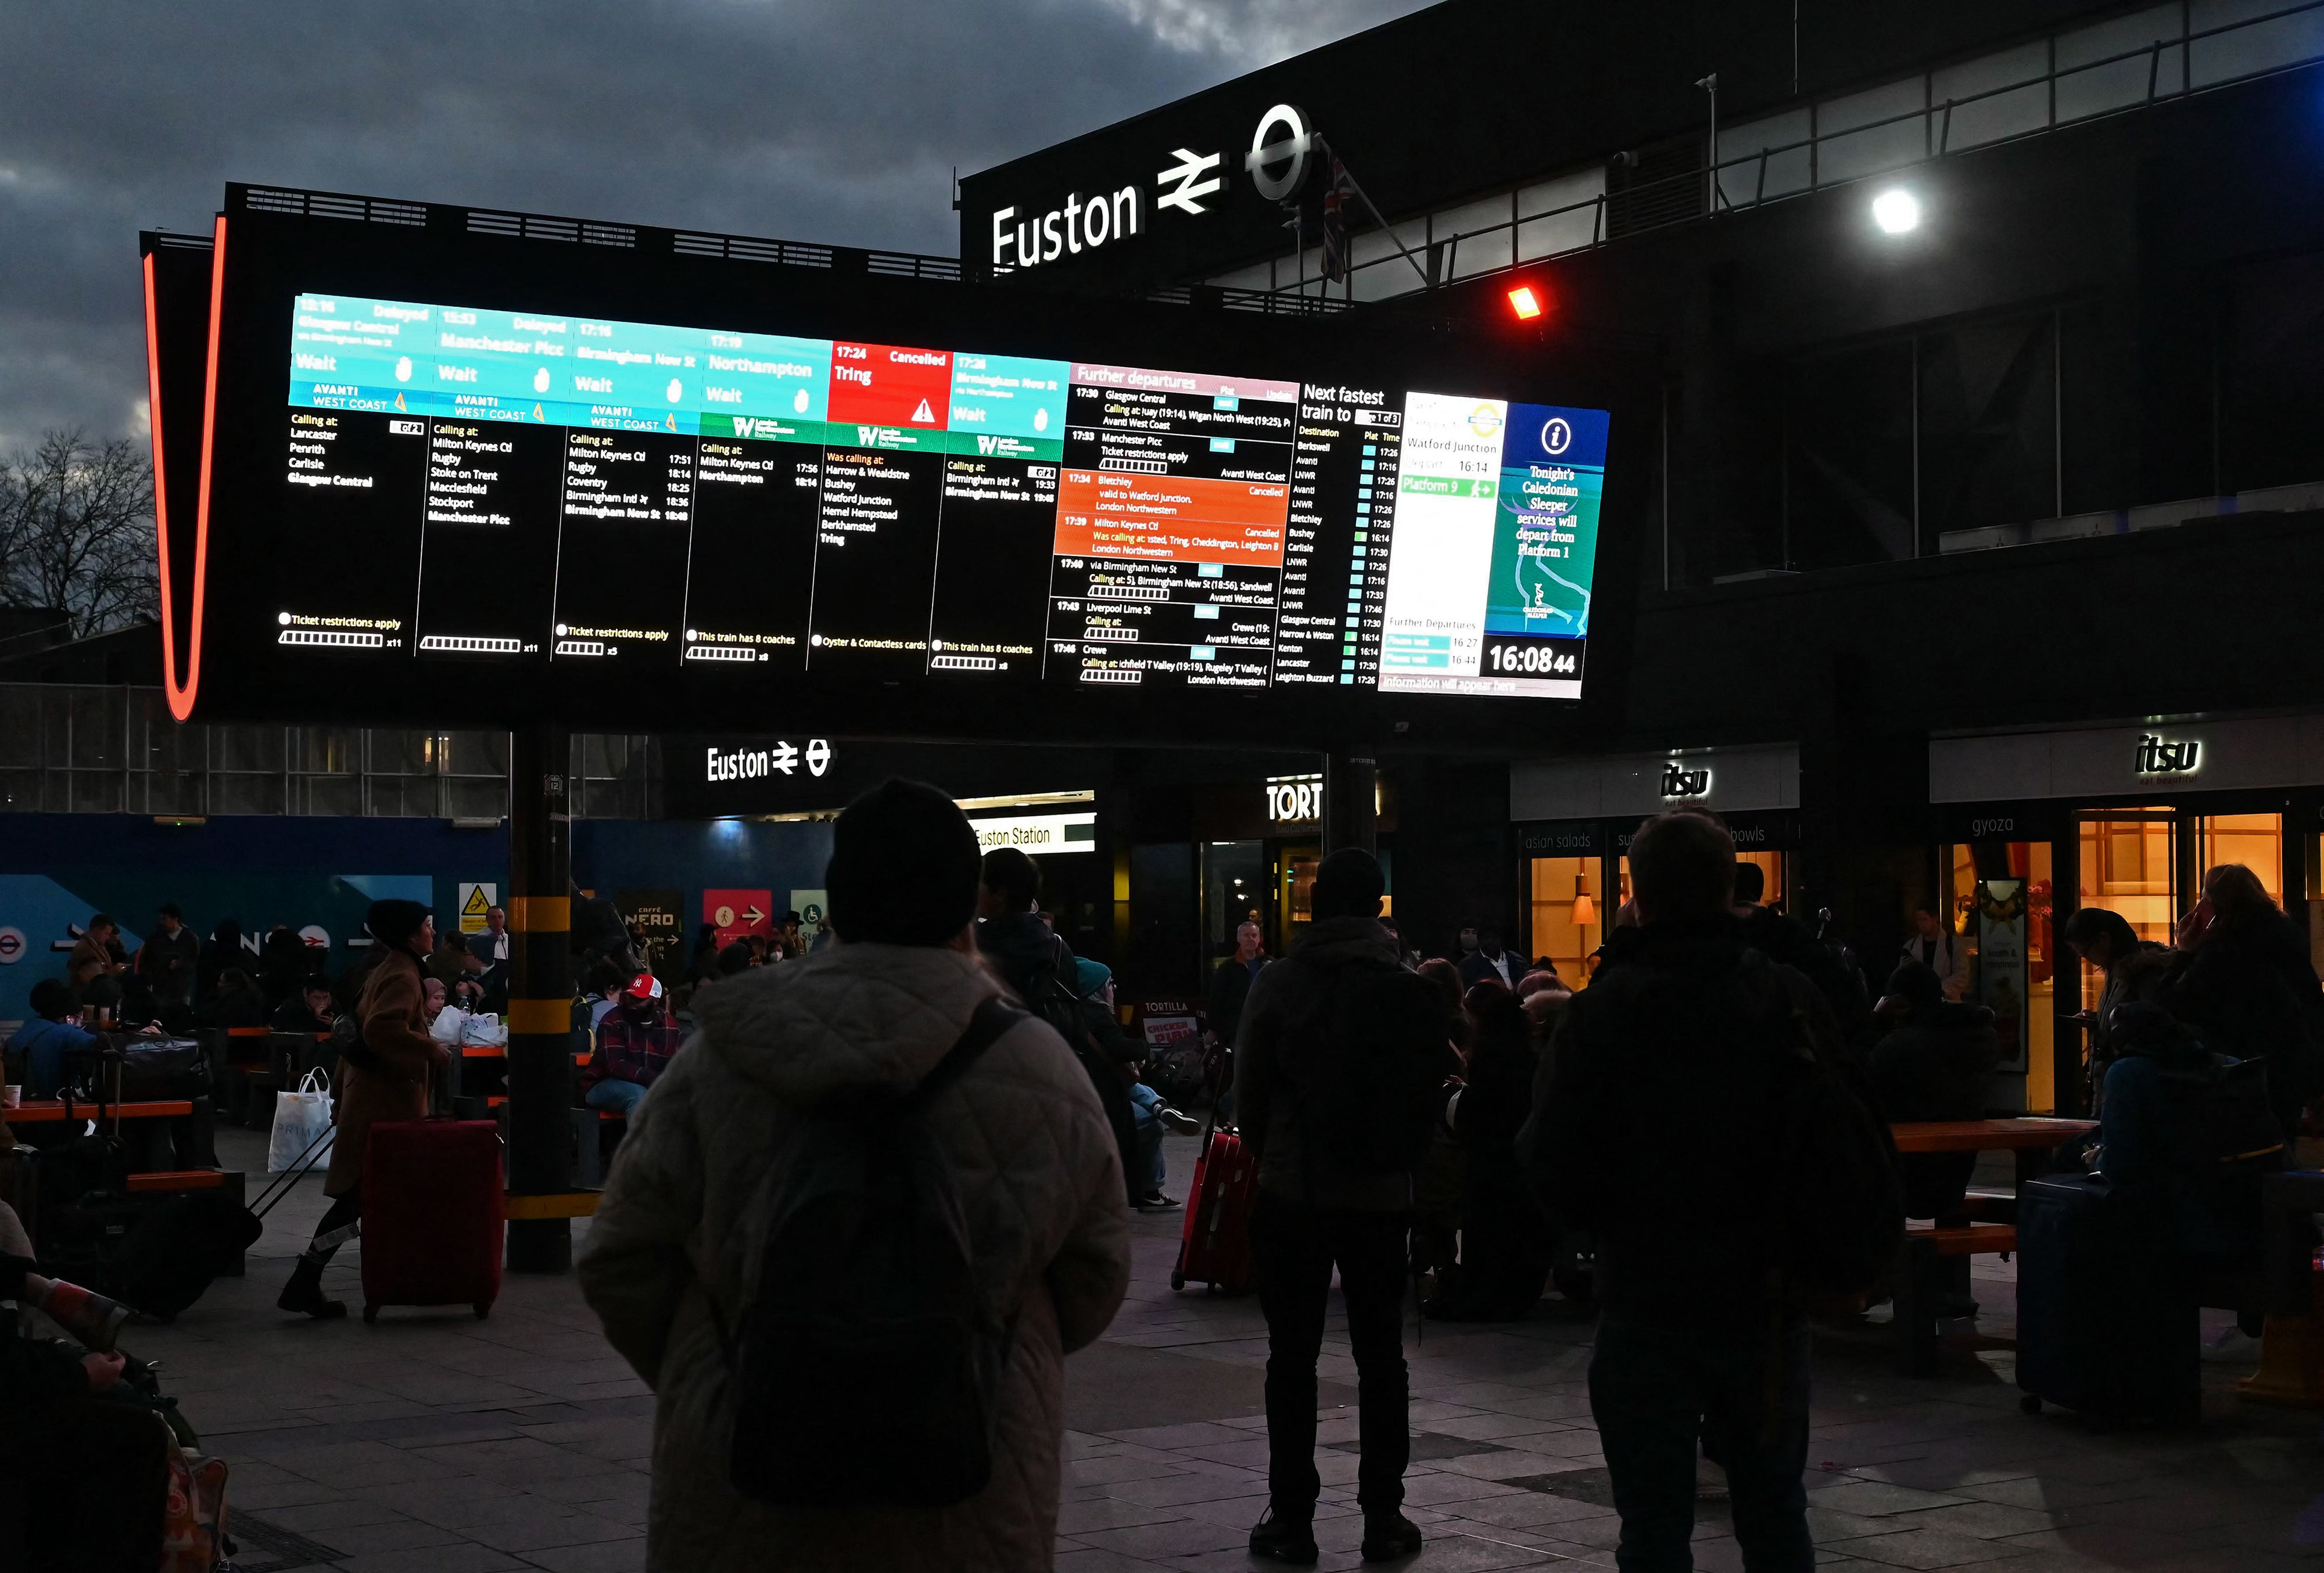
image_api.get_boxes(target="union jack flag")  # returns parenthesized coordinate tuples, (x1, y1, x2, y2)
(1321, 157, 1353, 283)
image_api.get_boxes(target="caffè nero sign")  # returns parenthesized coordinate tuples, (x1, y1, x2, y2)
(989, 103, 1316, 271)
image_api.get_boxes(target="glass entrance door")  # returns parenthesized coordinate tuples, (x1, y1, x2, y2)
(1527, 856, 1603, 987)
(2075, 811, 2178, 1011)
(1203, 841, 1266, 967)
(2196, 812, 2283, 906)
(1946, 839, 2057, 1114)
(1272, 842, 1319, 957)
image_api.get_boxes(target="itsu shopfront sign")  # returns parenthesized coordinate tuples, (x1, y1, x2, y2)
(1930, 715, 2324, 803)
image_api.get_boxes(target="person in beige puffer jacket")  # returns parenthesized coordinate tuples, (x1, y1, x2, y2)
(579, 779, 1131, 1572)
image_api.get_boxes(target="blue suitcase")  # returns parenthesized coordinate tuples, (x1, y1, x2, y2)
(2015, 1175, 2199, 1423)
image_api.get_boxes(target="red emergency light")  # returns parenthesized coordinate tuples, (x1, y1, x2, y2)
(1506, 284, 1544, 320)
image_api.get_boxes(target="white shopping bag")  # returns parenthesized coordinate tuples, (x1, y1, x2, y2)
(458, 1011, 506, 1047)
(431, 1005, 468, 1044)
(267, 1067, 335, 1173)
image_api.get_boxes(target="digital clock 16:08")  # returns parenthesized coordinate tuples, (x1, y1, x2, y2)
(1484, 640, 1579, 676)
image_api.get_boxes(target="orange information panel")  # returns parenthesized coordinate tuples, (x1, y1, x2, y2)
(1053, 469, 1289, 567)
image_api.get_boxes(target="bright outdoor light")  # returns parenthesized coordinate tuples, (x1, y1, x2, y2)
(1871, 187, 1921, 234)
(1507, 284, 1544, 319)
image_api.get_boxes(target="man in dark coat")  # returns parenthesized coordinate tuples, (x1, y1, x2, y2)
(977, 847, 1141, 1208)
(1866, 961, 2002, 1220)
(1520, 809, 1846, 1573)
(1207, 920, 1268, 1051)
(1734, 865, 1870, 1048)
(1235, 850, 1453, 1565)
(133, 902, 200, 1015)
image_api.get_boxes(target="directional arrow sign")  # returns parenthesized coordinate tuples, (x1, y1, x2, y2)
(704, 888, 773, 947)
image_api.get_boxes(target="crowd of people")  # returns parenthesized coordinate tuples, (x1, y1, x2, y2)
(5, 791, 2317, 1572)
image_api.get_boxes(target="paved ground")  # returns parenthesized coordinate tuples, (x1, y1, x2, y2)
(111, 1129, 2324, 1571)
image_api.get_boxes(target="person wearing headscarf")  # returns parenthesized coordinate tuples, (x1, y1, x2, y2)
(278, 899, 449, 1318)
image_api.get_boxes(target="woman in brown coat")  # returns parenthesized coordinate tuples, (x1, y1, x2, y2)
(278, 899, 449, 1318)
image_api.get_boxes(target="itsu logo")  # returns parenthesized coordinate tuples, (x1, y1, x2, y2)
(1660, 762, 1712, 799)
(2135, 734, 2201, 775)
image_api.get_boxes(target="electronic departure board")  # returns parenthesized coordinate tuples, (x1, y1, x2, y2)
(275, 293, 1607, 698)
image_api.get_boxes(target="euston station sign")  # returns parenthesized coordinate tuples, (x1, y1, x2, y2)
(989, 103, 1315, 272)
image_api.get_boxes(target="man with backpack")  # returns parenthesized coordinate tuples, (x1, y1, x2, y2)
(578, 778, 1130, 1572)
(979, 845, 1143, 1207)
(1234, 848, 1457, 1565)
(1520, 809, 1899, 1573)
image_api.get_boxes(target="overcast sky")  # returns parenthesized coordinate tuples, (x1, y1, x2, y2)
(0, 0, 1432, 454)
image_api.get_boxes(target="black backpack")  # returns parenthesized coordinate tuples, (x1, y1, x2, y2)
(2192, 1054, 2286, 1212)
(1284, 956, 1450, 1176)
(1010, 940, 1096, 1062)
(1745, 954, 1906, 1311)
(725, 999, 1024, 1509)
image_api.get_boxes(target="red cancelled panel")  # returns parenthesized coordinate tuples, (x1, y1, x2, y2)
(827, 342, 951, 428)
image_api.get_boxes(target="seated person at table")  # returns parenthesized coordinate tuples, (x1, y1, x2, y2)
(0, 1199, 168, 1573)
(2093, 1001, 2271, 1265)
(271, 973, 337, 1035)
(421, 975, 449, 1030)
(196, 967, 268, 1030)
(1866, 960, 2002, 1221)
(1075, 958, 1196, 1210)
(586, 958, 627, 1030)
(582, 972, 684, 1118)
(7, 979, 102, 1098)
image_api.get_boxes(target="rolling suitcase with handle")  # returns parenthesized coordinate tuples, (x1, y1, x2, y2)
(360, 1118, 504, 1323)
(1171, 1125, 1257, 1294)
(2016, 1174, 2199, 1423)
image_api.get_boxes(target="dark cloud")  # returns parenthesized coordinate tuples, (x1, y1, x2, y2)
(0, 0, 1431, 450)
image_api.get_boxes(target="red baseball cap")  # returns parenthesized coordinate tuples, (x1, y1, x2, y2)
(623, 972, 664, 1001)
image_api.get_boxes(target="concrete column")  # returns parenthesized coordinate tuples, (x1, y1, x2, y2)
(1324, 750, 1377, 855)
(504, 723, 573, 1274)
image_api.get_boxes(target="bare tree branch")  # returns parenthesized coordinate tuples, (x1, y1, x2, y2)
(0, 430, 160, 637)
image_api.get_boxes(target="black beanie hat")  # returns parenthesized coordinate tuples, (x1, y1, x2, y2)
(366, 899, 432, 952)
(826, 778, 980, 946)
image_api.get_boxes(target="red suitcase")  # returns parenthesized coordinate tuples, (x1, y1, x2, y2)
(360, 1118, 503, 1323)
(1171, 1127, 1257, 1294)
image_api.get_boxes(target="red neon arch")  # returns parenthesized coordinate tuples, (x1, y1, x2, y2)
(148, 215, 225, 723)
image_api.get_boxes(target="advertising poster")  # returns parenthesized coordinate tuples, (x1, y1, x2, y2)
(788, 889, 829, 948)
(1975, 878, 2029, 1071)
(618, 887, 684, 975)
(1484, 404, 1608, 650)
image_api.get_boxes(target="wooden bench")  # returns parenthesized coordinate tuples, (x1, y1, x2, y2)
(1895, 1222, 2020, 1376)
(1888, 1118, 2096, 1376)
(6, 1099, 193, 1123)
